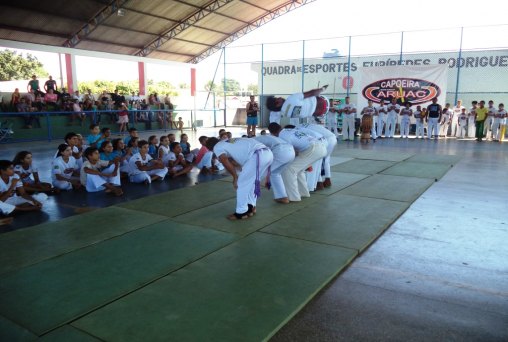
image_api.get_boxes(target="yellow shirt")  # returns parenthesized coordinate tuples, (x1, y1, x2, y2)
(475, 107, 488, 121)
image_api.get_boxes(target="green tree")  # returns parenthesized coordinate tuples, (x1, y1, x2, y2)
(77, 79, 178, 97)
(221, 78, 241, 95)
(0, 49, 49, 81)
(247, 83, 258, 95)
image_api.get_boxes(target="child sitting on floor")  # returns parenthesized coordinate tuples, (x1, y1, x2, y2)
(13, 151, 57, 194)
(0, 159, 47, 222)
(167, 142, 193, 178)
(128, 140, 168, 183)
(52, 144, 82, 190)
(81, 147, 123, 196)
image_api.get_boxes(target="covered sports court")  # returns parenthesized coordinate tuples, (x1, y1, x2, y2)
(1, 1, 507, 341)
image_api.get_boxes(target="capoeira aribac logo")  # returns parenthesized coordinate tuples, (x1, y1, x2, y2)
(362, 78, 441, 104)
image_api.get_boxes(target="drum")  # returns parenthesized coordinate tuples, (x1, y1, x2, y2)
(313, 95, 330, 117)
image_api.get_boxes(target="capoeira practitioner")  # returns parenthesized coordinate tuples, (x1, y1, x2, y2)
(269, 111, 281, 125)
(360, 100, 378, 141)
(268, 123, 327, 202)
(485, 100, 496, 140)
(207, 137, 273, 220)
(399, 102, 413, 138)
(376, 99, 387, 138)
(414, 105, 424, 139)
(426, 97, 442, 139)
(298, 122, 337, 188)
(266, 85, 328, 127)
(493, 103, 507, 142)
(254, 134, 295, 204)
(451, 100, 465, 137)
(439, 103, 452, 137)
(468, 101, 478, 138)
(291, 124, 327, 192)
(384, 98, 400, 138)
(457, 108, 468, 139)
(339, 96, 356, 141)
(326, 100, 340, 137)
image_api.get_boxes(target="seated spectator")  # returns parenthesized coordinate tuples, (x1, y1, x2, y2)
(148, 135, 158, 159)
(157, 135, 171, 166)
(83, 89, 95, 104)
(167, 142, 193, 178)
(0, 159, 47, 220)
(70, 99, 85, 126)
(96, 127, 111, 148)
(191, 136, 216, 174)
(82, 99, 95, 124)
(128, 140, 167, 183)
(16, 98, 35, 129)
(112, 138, 131, 176)
(44, 89, 58, 110)
(179, 133, 192, 161)
(123, 127, 138, 145)
(52, 144, 81, 190)
(10, 88, 21, 111)
(72, 90, 83, 104)
(167, 133, 176, 145)
(81, 147, 123, 196)
(13, 151, 56, 194)
(99, 141, 116, 161)
(87, 124, 103, 148)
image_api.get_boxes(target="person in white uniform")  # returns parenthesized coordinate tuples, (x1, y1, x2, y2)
(52, 144, 81, 190)
(338, 96, 357, 141)
(268, 123, 327, 202)
(326, 99, 340, 137)
(467, 101, 478, 138)
(292, 124, 326, 192)
(298, 122, 337, 187)
(376, 100, 387, 138)
(269, 111, 281, 125)
(0, 159, 47, 218)
(266, 85, 328, 126)
(451, 100, 465, 137)
(254, 134, 295, 204)
(457, 108, 468, 139)
(81, 147, 123, 196)
(128, 140, 168, 183)
(414, 105, 424, 139)
(439, 103, 452, 137)
(384, 98, 400, 138)
(399, 102, 413, 138)
(493, 103, 507, 141)
(207, 137, 273, 220)
(484, 100, 496, 140)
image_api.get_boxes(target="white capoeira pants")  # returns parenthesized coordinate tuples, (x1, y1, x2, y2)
(85, 164, 120, 192)
(467, 117, 476, 137)
(326, 113, 339, 136)
(450, 117, 459, 136)
(0, 193, 48, 215)
(269, 111, 281, 124)
(376, 114, 385, 138)
(439, 121, 449, 136)
(483, 116, 494, 138)
(400, 116, 411, 137)
(53, 176, 80, 190)
(427, 117, 440, 138)
(342, 114, 355, 140)
(129, 167, 168, 183)
(195, 151, 214, 169)
(415, 120, 425, 138)
(371, 115, 378, 139)
(458, 124, 467, 138)
(235, 148, 273, 214)
(283, 142, 327, 202)
(384, 113, 397, 138)
(492, 118, 502, 140)
(269, 144, 295, 200)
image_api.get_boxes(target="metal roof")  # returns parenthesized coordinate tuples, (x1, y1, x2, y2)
(0, 0, 316, 64)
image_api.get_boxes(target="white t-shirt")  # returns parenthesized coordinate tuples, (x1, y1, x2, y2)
(441, 108, 452, 123)
(413, 110, 422, 119)
(167, 151, 184, 163)
(377, 105, 387, 115)
(80, 159, 110, 185)
(400, 108, 412, 116)
(52, 156, 77, 181)
(269, 111, 281, 124)
(213, 138, 265, 166)
(279, 128, 317, 152)
(14, 164, 37, 181)
(281, 93, 317, 119)
(128, 153, 152, 175)
(298, 123, 335, 139)
(254, 135, 289, 149)
(453, 105, 465, 118)
(458, 113, 468, 123)
(341, 103, 356, 116)
(362, 106, 377, 116)
(487, 106, 496, 117)
(0, 174, 22, 199)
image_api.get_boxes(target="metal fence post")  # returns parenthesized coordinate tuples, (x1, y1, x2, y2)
(400, 31, 404, 64)
(454, 27, 464, 105)
(301, 40, 305, 92)
(261, 43, 264, 121)
(347, 36, 351, 97)
(223, 47, 227, 127)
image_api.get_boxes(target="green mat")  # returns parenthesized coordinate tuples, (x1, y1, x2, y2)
(381, 161, 452, 179)
(0, 315, 37, 342)
(172, 188, 325, 236)
(314, 172, 368, 195)
(39, 325, 101, 342)
(406, 153, 462, 165)
(334, 149, 414, 161)
(118, 181, 234, 217)
(330, 159, 396, 175)
(0, 221, 237, 335)
(72, 233, 357, 342)
(339, 174, 435, 202)
(0, 207, 168, 276)
(262, 194, 409, 251)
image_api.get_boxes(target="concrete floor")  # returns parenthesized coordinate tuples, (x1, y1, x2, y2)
(272, 137, 508, 341)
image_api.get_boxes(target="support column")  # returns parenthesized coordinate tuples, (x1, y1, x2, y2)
(138, 61, 147, 96)
(64, 54, 77, 93)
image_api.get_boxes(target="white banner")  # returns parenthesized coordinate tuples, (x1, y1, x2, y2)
(357, 64, 448, 110)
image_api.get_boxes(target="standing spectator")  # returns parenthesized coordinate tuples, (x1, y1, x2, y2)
(27, 75, 44, 97)
(475, 100, 488, 142)
(246, 95, 259, 137)
(44, 76, 57, 93)
(451, 100, 465, 137)
(164, 95, 175, 129)
(117, 103, 129, 133)
(426, 97, 442, 139)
